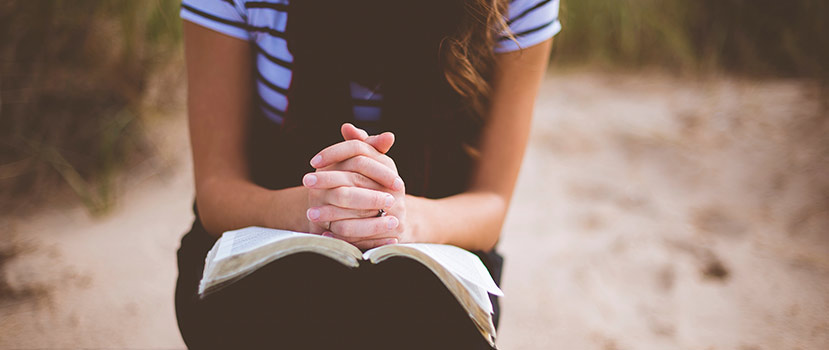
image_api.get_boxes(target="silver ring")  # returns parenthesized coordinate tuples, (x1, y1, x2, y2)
(377, 209, 386, 217)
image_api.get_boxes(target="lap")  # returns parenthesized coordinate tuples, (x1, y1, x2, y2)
(175, 221, 492, 350)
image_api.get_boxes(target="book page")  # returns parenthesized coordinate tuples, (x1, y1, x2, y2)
(214, 226, 309, 261)
(365, 243, 503, 297)
(457, 274, 495, 314)
(200, 227, 362, 297)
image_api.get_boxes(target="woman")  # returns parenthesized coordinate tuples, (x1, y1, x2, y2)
(176, 0, 559, 348)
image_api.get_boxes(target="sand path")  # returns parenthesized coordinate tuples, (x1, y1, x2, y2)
(1, 71, 827, 349)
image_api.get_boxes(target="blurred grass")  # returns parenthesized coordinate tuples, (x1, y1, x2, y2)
(0, 0, 182, 214)
(0, 0, 825, 214)
(552, 0, 828, 79)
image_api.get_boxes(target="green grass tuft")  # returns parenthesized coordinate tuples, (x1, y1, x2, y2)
(0, 0, 182, 214)
(551, 0, 828, 79)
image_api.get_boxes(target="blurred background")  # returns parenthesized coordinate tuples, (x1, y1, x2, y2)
(1, 0, 826, 349)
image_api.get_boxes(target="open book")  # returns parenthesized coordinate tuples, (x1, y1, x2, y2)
(199, 226, 504, 347)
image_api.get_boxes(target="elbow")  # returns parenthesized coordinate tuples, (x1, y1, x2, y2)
(476, 192, 509, 251)
(193, 176, 229, 237)
(194, 195, 223, 237)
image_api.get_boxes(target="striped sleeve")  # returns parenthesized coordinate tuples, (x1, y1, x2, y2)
(495, 0, 561, 53)
(180, 0, 250, 41)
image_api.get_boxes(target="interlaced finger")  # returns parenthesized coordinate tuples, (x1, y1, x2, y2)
(303, 171, 384, 191)
(307, 205, 385, 223)
(322, 232, 398, 250)
(323, 156, 404, 191)
(311, 139, 397, 170)
(323, 186, 395, 210)
(328, 216, 399, 240)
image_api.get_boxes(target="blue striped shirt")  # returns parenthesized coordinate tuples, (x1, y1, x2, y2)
(181, 0, 561, 124)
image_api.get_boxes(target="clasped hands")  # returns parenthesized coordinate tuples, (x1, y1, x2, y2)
(303, 123, 408, 249)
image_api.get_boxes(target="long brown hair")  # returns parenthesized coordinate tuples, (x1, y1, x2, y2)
(441, 0, 514, 117)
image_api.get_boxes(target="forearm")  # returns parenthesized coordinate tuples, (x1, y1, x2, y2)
(408, 191, 508, 251)
(409, 39, 554, 252)
(195, 177, 308, 237)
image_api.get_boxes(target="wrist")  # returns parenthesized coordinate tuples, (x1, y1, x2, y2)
(405, 195, 434, 244)
(261, 186, 310, 232)
(260, 188, 282, 229)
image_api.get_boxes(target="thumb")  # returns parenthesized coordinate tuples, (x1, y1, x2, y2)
(364, 132, 395, 154)
(341, 123, 368, 141)
(340, 123, 395, 154)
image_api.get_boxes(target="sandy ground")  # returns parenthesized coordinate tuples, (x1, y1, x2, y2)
(1, 71, 827, 349)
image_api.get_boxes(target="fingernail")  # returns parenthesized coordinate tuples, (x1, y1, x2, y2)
(384, 194, 394, 208)
(392, 178, 404, 191)
(322, 232, 333, 238)
(359, 129, 369, 139)
(386, 216, 399, 230)
(307, 208, 320, 220)
(387, 238, 399, 245)
(310, 155, 322, 167)
(303, 174, 317, 187)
